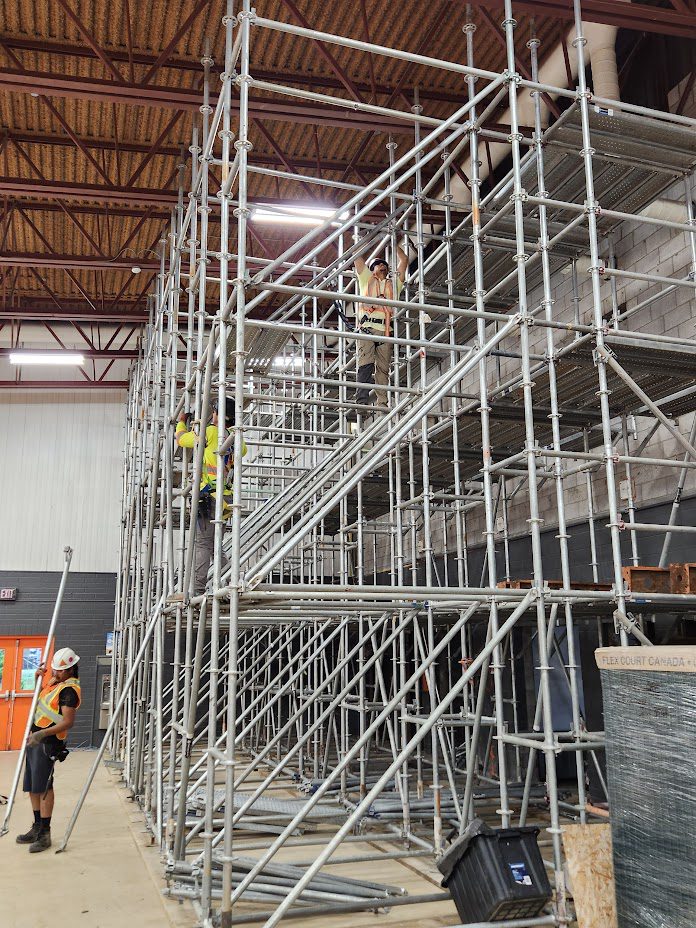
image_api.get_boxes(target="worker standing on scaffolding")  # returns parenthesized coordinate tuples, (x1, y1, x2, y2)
(351, 242, 408, 418)
(17, 647, 81, 853)
(176, 405, 247, 595)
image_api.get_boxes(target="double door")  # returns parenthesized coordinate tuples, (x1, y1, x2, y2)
(0, 637, 49, 750)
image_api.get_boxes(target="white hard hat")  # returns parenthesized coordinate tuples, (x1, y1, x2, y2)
(52, 647, 80, 671)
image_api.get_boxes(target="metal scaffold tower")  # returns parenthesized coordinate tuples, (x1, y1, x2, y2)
(61, 1, 696, 925)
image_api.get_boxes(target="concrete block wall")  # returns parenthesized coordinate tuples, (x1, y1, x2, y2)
(0, 571, 116, 747)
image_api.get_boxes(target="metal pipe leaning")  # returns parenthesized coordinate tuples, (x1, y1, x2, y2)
(0, 545, 73, 837)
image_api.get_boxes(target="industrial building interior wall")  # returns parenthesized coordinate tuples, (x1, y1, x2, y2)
(0, 390, 124, 572)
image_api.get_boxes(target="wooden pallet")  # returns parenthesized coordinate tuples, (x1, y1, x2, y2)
(497, 578, 611, 591)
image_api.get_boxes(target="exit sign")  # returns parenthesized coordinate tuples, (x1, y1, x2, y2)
(0, 588, 17, 601)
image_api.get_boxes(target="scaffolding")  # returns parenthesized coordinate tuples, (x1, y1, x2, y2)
(61, 1, 696, 925)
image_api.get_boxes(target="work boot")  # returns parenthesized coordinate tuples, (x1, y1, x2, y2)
(29, 830, 51, 853)
(16, 823, 40, 844)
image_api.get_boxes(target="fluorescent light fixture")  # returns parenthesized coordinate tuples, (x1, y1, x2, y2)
(9, 352, 85, 366)
(252, 204, 349, 227)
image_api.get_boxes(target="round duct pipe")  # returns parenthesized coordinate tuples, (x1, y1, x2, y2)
(586, 25, 620, 101)
(444, 21, 620, 207)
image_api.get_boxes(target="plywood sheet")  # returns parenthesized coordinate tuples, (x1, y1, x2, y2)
(562, 823, 617, 928)
(596, 646, 696, 673)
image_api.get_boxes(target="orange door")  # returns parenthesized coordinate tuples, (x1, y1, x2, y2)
(0, 637, 49, 750)
(0, 640, 14, 749)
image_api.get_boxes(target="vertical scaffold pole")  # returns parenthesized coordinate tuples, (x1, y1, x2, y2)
(219, 2, 251, 924)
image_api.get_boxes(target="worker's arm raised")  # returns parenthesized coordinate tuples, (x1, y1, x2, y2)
(176, 413, 197, 448)
(396, 244, 408, 281)
(354, 248, 367, 275)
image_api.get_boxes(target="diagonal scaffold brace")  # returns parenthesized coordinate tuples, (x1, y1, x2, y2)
(0, 545, 74, 837)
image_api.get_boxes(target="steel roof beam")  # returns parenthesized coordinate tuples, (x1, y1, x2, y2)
(2, 295, 142, 308)
(4, 138, 397, 181)
(0, 38, 483, 105)
(0, 380, 130, 390)
(0, 69, 417, 131)
(0, 182, 463, 226)
(0, 306, 148, 322)
(7, 200, 172, 220)
(0, 176, 179, 206)
(0, 67, 202, 109)
(0, 250, 324, 281)
(0, 251, 161, 271)
(461, 0, 696, 38)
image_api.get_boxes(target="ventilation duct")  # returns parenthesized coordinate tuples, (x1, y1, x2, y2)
(437, 7, 685, 259)
(446, 21, 620, 207)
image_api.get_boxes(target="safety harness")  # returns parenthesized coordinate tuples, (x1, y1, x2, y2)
(359, 274, 394, 337)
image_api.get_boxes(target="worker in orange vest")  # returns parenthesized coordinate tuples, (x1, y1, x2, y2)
(17, 647, 81, 853)
(351, 243, 408, 417)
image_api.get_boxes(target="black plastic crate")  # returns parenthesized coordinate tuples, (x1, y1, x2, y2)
(438, 819, 552, 923)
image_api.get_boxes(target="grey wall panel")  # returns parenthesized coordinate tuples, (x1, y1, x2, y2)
(0, 570, 116, 748)
(0, 391, 125, 573)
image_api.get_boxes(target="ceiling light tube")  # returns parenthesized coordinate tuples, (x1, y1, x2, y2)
(9, 352, 85, 366)
(251, 204, 349, 226)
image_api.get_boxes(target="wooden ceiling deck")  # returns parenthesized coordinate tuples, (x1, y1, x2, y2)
(0, 0, 693, 387)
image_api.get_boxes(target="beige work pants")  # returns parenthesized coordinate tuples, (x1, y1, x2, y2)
(356, 338, 391, 408)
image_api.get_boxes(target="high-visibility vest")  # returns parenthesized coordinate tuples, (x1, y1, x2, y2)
(34, 678, 82, 741)
(360, 275, 394, 337)
(176, 423, 225, 490)
(176, 423, 247, 519)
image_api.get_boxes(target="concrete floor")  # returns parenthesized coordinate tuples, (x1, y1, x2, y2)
(0, 749, 192, 928)
(0, 749, 462, 928)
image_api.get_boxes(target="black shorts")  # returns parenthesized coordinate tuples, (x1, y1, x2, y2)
(23, 742, 56, 795)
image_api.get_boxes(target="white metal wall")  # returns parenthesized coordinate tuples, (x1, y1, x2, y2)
(0, 390, 125, 572)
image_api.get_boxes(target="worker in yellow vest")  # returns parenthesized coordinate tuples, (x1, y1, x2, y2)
(17, 647, 81, 853)
(176, 405, 247, 594)
(352, 243, 408, 417)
